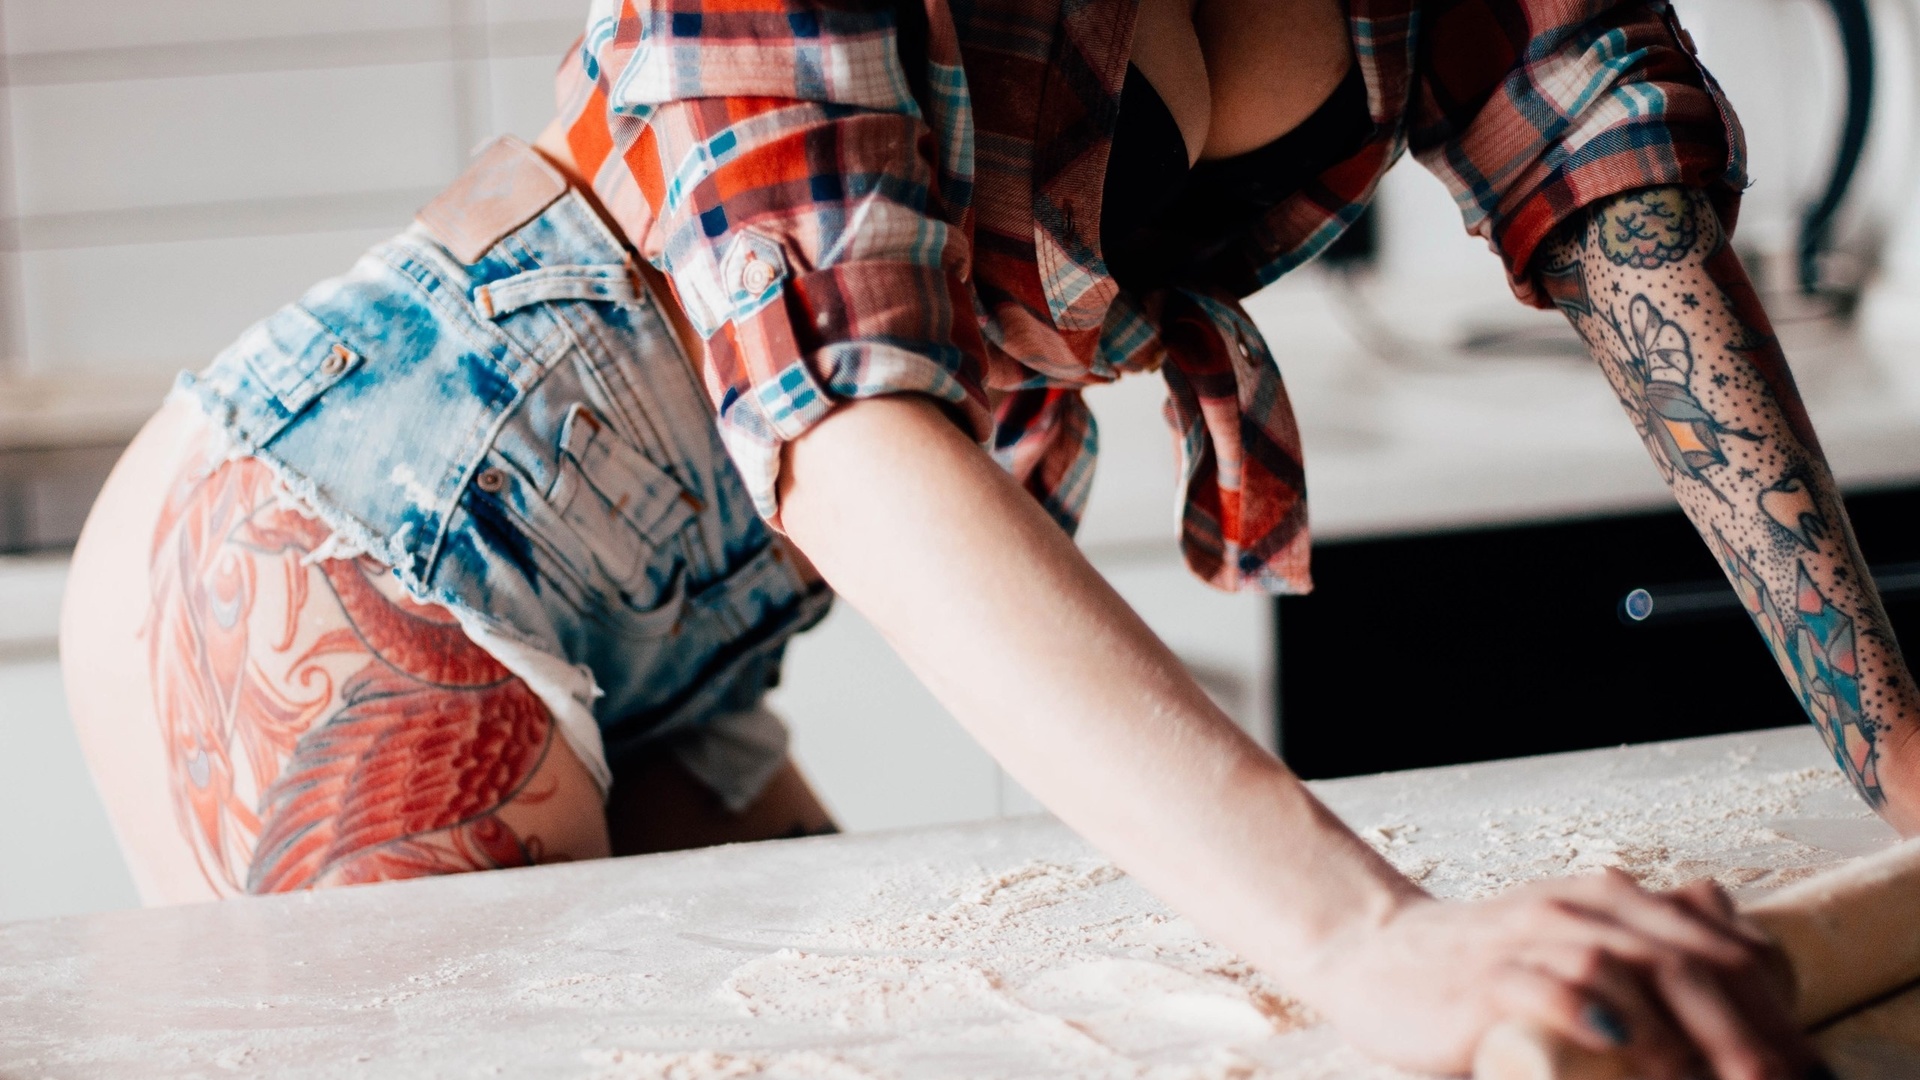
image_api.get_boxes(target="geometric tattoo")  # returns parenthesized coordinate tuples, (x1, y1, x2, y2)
(146, 453, 556, 894)
(1710, 529, 1879, 804)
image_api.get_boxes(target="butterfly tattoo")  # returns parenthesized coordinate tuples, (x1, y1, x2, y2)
(1600, 295, 1759, 502)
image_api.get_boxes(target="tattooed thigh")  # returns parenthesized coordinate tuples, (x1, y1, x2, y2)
(146, 454, 610, 896)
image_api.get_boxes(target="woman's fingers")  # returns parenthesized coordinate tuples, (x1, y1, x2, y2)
(1522, 943, 1693, 1080)
(1488, 963, 1632, 1056)
(1665, 879, 1796, 1001)
(1642, 948, 1795, 1080)
(1566, 871, 1768, 972)
(1517, 875, 1819, 1079)
(1320, 875, 1827, 1079)
(1636, 878, 1822, 1077)
(1662, 884, 1827, 1080)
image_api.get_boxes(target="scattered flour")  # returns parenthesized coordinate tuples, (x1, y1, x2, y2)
(682, 860, 1318, 1078)
(518, 971, 663, 1010)
(721, 951, 1008, 1029)
(585, 1048, 883, 1079)
(1358, 761, 1866, 899)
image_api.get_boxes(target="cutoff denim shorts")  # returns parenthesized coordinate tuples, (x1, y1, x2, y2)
(176, 138, 832, 807)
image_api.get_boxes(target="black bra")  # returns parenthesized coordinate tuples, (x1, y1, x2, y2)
(1101, 60, 1373, 292)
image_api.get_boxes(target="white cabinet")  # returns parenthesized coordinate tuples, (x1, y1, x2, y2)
(0, 556, 138, 922)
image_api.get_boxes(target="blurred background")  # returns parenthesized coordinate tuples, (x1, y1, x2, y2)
(5, 0, 1920, 922)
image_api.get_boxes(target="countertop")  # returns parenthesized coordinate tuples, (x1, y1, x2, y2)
(4, 727, 1916, 1079)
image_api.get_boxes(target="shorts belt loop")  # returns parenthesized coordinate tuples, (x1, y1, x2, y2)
(476, 264, 644, 320)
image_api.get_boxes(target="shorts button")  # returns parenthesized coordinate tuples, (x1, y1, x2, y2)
(320, 344, 353, 377)
(475, 468, 507, 494)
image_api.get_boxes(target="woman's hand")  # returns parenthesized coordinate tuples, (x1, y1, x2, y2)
(1298, 872, 1819, 1080)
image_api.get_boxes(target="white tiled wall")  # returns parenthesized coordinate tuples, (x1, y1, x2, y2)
(2, 1, 455, 52)
(0, 556, 139, 923)
(17, 229, 395, 380)
(0, 1, 584, 387)
(11, 68, 466, 216)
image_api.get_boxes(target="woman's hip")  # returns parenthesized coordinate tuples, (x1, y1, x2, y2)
(63, 142, 833, 897)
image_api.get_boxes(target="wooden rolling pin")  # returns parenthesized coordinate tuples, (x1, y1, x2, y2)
(1472, 837, 1920, 1080)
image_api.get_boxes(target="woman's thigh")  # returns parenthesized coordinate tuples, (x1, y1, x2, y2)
(63, 398, 610, 904)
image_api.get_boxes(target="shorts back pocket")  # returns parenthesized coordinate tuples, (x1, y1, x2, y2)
(548, 402, 698, 601)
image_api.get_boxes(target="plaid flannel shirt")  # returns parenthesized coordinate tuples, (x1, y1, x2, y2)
(556, 0, 1745, 593)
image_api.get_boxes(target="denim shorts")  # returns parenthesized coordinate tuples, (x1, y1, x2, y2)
(176, 138, 831, 807)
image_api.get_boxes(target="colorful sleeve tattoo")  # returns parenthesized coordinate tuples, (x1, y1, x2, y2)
(1539, 187, 1919, 814)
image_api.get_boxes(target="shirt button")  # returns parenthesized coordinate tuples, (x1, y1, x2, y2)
(475, 468, 507, 494)
(320, 344, 353, 377)
(742, 257, 778, 294)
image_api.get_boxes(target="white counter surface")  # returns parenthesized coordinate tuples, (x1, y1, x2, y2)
(5, 727, 1916, 1079)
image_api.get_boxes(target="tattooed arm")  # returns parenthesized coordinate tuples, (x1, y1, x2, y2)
(1539, 187, 1920, 830)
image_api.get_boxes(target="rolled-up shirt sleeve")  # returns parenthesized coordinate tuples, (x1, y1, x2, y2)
(1409, 0, 1748, 307)
(562, 0, 991, 526)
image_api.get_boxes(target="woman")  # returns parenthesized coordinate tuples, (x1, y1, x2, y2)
(62, 0, 1914, 1073)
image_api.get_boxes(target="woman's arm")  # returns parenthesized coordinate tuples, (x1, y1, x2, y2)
(1539, 187, 1920, 832)
(777, 394, 1814, 1077)
(777, 396, 1410, 965)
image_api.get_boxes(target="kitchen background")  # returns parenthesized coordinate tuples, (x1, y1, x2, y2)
(4, 0, 1920, 922)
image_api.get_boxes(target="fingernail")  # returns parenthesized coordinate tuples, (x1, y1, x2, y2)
(1581, 1002, 1631, 1047)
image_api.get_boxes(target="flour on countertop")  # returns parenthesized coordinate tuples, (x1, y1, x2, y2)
(586, 1048, 885, 1079)
(7, 730, 1909, 1080)
(608, 747, 1885, 1079)
(1384, 762, 1860, 898)
(694, 858, 1314, 1077)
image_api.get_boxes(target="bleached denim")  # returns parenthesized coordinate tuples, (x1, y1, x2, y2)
(177, 188, 829, 804)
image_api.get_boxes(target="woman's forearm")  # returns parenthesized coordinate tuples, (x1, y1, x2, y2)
(1541, 187, 1920, 830)
(775, 395, 1421, 983)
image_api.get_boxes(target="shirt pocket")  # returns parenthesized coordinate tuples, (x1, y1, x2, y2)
(547, 402, 699, 631)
